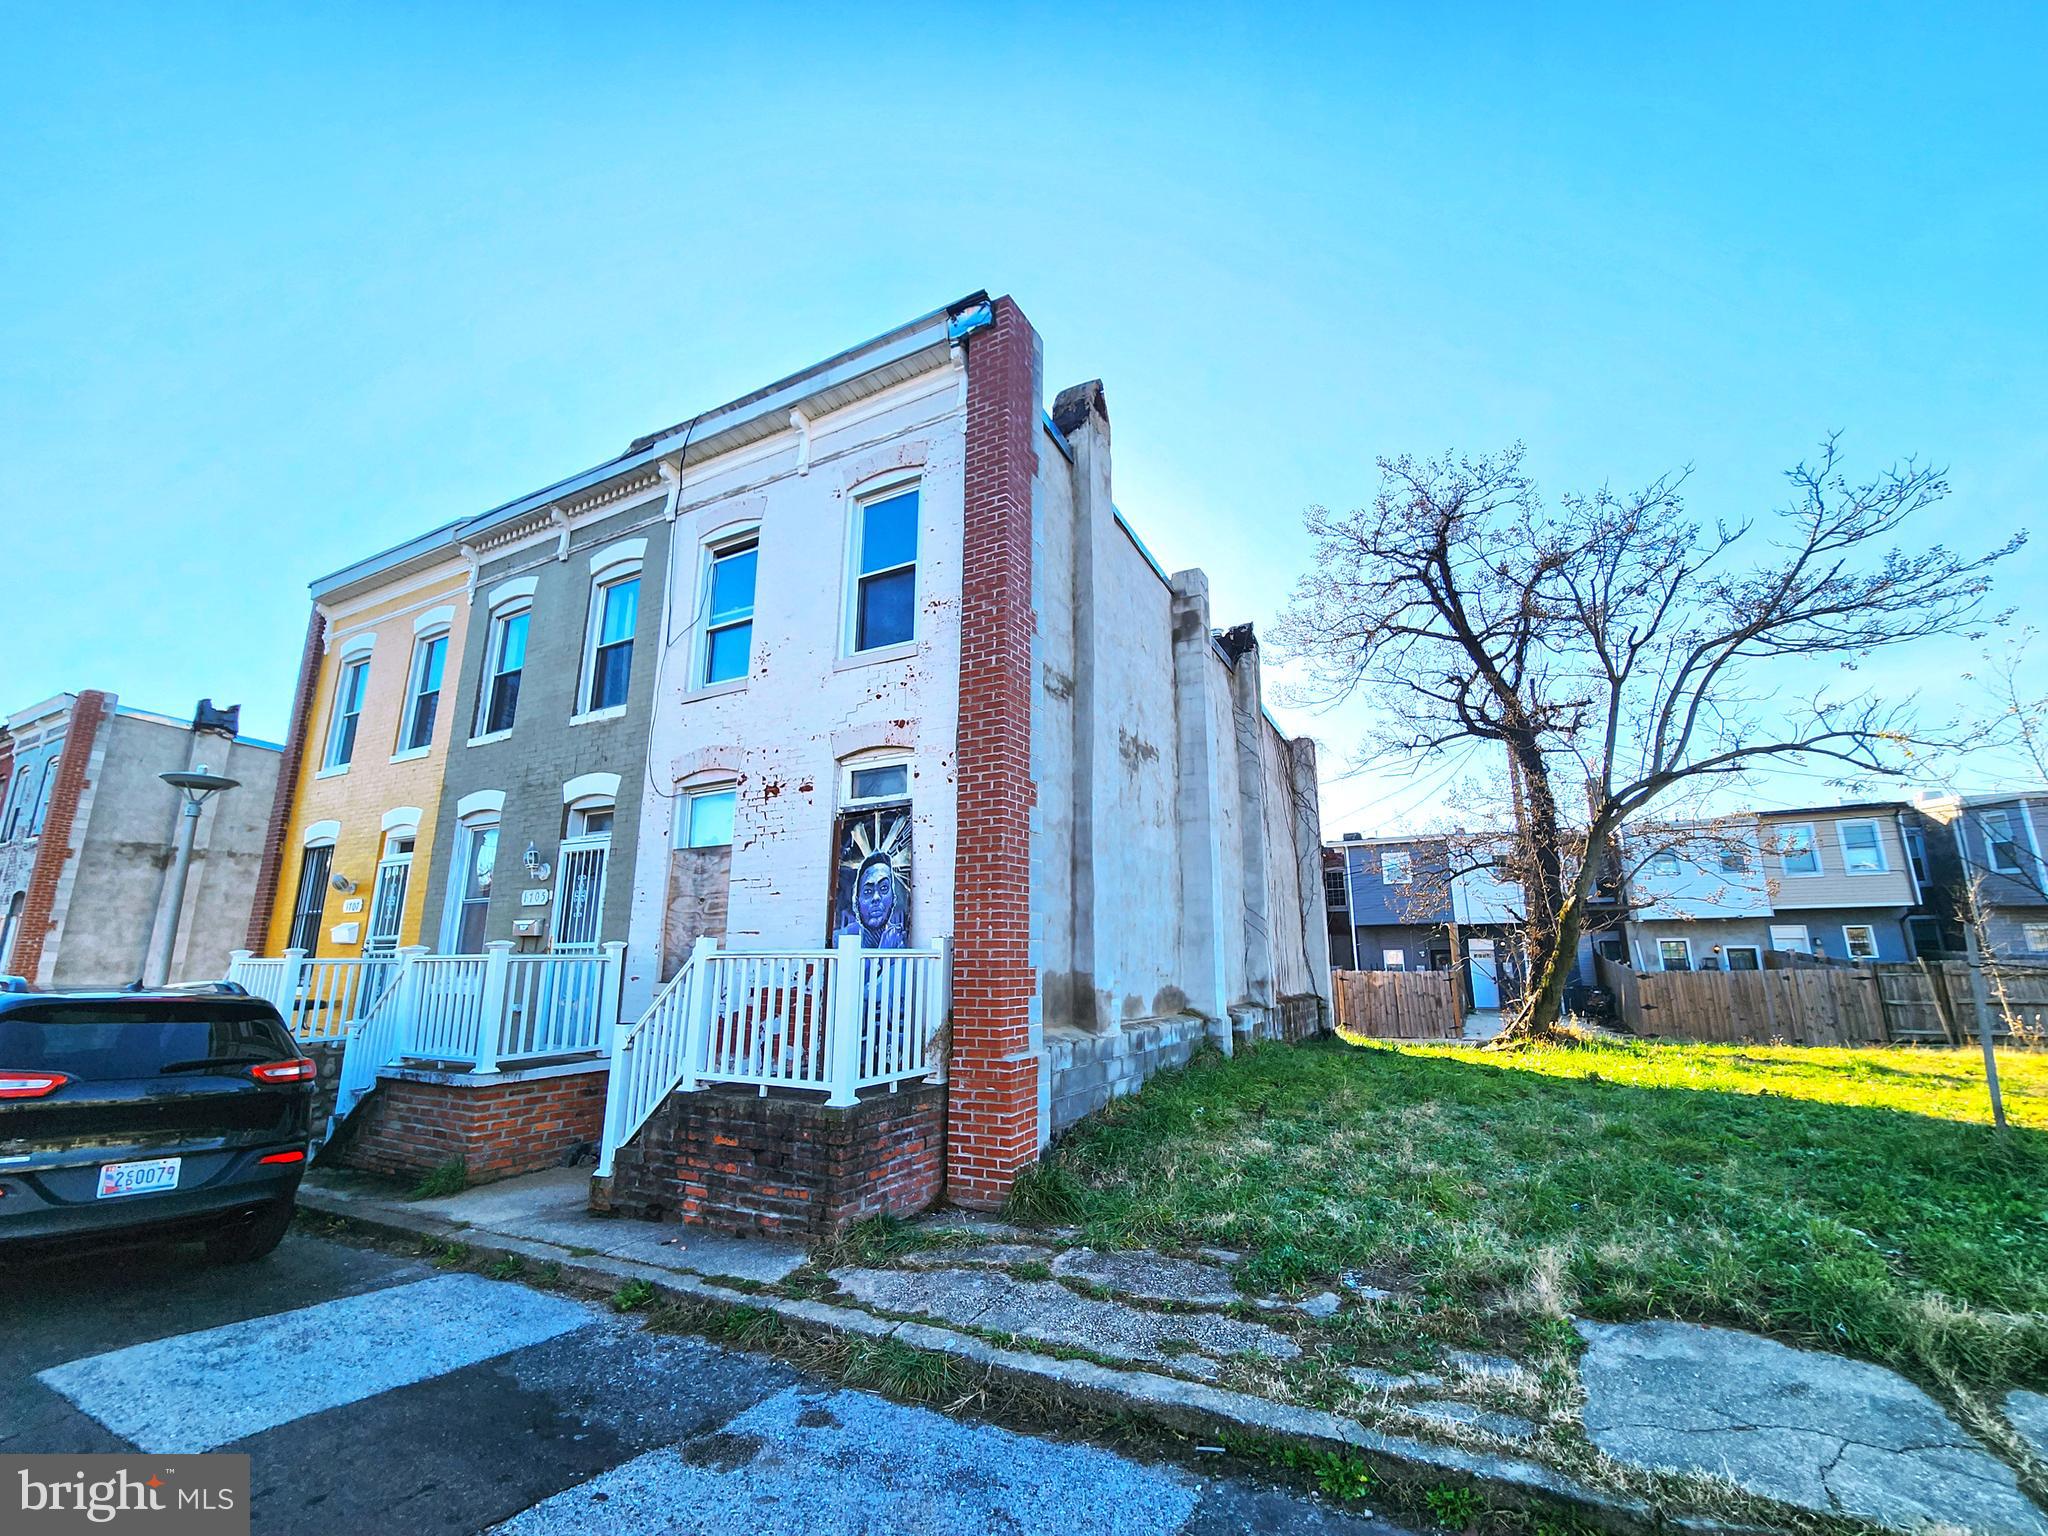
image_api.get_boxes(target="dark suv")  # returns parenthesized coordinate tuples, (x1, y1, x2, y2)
(0, 984, 314, 1263)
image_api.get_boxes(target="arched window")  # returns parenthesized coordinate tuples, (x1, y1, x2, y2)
(0, 890, 26, 973)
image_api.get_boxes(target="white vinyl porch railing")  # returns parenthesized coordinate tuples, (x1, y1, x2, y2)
(596, 935, 950, 1177)
(226, 950, 401, 1041)
(229, 942, 627, 1124)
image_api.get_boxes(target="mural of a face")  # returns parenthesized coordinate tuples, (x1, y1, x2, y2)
(832, 804, 912, 949)
(856, 854, 896, 932)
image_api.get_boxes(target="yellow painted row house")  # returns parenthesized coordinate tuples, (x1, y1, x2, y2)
(250, 540, 472, 963)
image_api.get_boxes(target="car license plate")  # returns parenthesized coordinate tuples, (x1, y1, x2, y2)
(97, 1157, 181, 1199)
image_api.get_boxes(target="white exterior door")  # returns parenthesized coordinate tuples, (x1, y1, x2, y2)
(365, 856, 410, 957)
(552, 835, 610, 953)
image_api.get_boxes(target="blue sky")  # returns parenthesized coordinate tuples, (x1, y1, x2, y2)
(6, 3, 2043, 833)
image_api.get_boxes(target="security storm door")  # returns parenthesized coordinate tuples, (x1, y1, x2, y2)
(365, 855, 410, 956)
(552, 834, 610, 953)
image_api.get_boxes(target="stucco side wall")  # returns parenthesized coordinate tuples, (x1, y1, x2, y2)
(29, 711, 280, 985)
(1028, 421, 1079, 1027)
(624, 366, 966, 1016)
(1086, 520, 1183, 1027)
(266, 564, 471, 957)
(1203, 647, 1249, 1009)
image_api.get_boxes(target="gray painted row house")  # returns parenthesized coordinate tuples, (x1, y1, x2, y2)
(418, 492, 673, 963)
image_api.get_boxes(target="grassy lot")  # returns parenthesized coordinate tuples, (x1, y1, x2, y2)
(1013, 1034, 2048, 1392)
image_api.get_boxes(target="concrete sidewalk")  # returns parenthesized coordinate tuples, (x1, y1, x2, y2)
(298, 1168, 2048, 1536)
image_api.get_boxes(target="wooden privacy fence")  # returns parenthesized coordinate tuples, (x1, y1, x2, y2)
(1597, 953, 2048, 1047)
(1332, 969, 1464, 1040)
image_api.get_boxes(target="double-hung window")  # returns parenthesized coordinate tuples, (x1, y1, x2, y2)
(585, 574, 640, 712)
(476, 607, 529, 736)
(1720, 845, 1750, 875)
(324, 656, 371, 771)
(1381, 849, 1413, 886)
(850, 484, 918, 653)
(1657, 938, 1693, 971)
(1842, 924, 1880, 961)
(1777, 823, 1821, 875)
(398, 633, 447, 754)
(703, 537, 758, 686)
(1982, 810, 2024, 875)
(1650, 850, 1682, 877)
(1837, 819, 1886, 874)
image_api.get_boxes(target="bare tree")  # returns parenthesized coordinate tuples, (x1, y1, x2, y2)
(1965, 626, 2048, 784)
(1278, 436, 2021, 1041)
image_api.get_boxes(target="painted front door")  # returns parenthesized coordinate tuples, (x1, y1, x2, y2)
(1469, 938, 1501, 1010)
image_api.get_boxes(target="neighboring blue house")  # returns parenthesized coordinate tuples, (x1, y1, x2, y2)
(1914, 792, 2048, 962)
(1330, 833, 1455, 974)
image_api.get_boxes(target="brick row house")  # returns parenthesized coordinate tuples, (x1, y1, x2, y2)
(237, 293, 1330, 1228)
(1, 694, 280, 986)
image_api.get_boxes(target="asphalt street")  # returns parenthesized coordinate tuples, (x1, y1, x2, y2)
(1, 1230, 1417, 1534)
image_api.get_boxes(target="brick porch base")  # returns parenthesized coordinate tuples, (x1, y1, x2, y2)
(598, 1083, 945, 1238)
(337, 1062, 608, 1185)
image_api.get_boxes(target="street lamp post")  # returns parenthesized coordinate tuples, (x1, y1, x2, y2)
(145, 766, 240, 987)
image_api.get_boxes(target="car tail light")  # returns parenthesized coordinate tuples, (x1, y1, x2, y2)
(258, 1149, 306, 1165)
(0, 1070, 69, 1099)
(248, 1058, 318, 1085)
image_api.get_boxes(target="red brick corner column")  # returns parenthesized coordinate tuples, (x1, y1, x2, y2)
(13, 691, 111, 985)
(246, 605, 327, 951)
(949, 294, 1045, 1208)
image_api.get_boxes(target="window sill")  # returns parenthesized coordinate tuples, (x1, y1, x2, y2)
(467, 729, 515, 749)
(569, 705, 630, 728)
(682, 678, 749, 704)
(314, 765, 350, 781)
(389, 746, 432, 764)
(833, 639, 918, 674)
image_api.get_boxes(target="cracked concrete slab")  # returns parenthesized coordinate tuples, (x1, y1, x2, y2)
(829, 1267, 1300, 1373)
(1346, 1367, 1442, 1395)
(1047, 1247, 1242, 1307)
(2008, 1391, 2048, 1463)
(1405, 1400, 1538, 1443)
(898, 1242, 1054, 1270)
(1577, 1319, 2047, 1536)
(398, 1167, 808, 1285)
